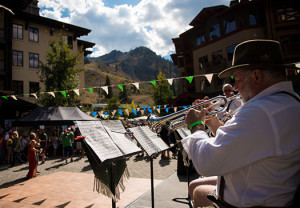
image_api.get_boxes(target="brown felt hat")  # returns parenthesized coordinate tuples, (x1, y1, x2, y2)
(218, 39, 299, 78)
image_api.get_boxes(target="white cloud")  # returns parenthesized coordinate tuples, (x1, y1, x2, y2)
(39, 0, 230, 57)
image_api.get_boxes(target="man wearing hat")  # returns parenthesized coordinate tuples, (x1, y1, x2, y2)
(182, 39, 300, 207)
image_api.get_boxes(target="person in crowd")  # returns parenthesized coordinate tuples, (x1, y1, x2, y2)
(61, 127, 74, 163)
(11, 131, 25, 166)
(27, 132, 42, 179)
(74, 128, 84, 158)
(37, 128, 48, 164)
(159, 123, 170, 159)
(20, 133, 29, 163)
(183, 39, 300, 207)
(6, 132, 14, 166)
(0, 132, 4, 165)
(51, 131, 59, 157)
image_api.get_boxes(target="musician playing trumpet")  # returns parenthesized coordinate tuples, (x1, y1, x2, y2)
(182, 40, 300, 208)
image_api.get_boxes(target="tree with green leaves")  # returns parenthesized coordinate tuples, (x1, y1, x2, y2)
(151, 72, 173, 106)
(38, 37, 83, 106)
(119, 81, 131, 104)
(104, 75, 113, 99)
(105, 96, 120, 119)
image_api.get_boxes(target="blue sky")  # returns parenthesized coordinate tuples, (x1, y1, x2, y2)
(39, 0, 231, 59)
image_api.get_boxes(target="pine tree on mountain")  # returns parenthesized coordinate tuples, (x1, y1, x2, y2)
(119, 82, 131, 104)
(151, 72, 173, 109)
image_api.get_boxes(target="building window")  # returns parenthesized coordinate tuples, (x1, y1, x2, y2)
(29, 82, 39, 93)
(29, 27, 39, 42)
(196, 35, 206, 46)
(63, 35, 73, 49)
(13, 24, 23, 39)
(248, 11, 257, 25)
(29, 53, 39, 68)
(209, 24, 220, 41)
(12, 80, 24, 95)
(13, 50, 23, 67)
(212, 50, 223, 64)
(226, 44, 237, 61)
(224, 19, 237, 34)
(198, 55, 208, 71)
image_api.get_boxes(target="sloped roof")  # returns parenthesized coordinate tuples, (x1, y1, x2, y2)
(15, 106, 99, 126)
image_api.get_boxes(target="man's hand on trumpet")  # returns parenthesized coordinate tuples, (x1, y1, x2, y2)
(185, 108, 224, 135)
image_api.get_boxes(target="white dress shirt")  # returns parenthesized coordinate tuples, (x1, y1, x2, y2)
(182, 81, 300, 207)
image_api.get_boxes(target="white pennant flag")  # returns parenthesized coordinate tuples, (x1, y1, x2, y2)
(73, 89, 80, 95)
(101, 86, 108, 95)
(48, 92, 55, 97)
(125, 109, 129, 116)
(98, 111, 103, 116)
(11, 95, 17, 100)
(157, 109, 160, 114)
(31, 93, 38, 99)
(164, 105, 167, 109)
(140, 110, 144, 115)
(112, 110, 116, 117)
(167, 79, 173, 85)
(137, 108, 140, 111)
(174, 107, 177, 112)
(153, 106, 156, 110)
(205, 74, 213, 84)
(132, 83, 139, 90)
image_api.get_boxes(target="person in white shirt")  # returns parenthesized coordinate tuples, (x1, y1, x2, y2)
(182, 39, 300, 207)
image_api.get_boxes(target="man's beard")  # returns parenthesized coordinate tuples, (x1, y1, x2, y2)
(241, 77, 253, 103)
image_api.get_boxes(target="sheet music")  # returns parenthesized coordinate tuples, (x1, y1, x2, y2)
(76, 121, 123, 162)
(101, 120, 125, 133)
(106, 130, 141, 155)
(129, 126, 169, 156)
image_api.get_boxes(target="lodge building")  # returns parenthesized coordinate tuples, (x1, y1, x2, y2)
(0, 0, 94, 124)
(171, 0, 299, 105)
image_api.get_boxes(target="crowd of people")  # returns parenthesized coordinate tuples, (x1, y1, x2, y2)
(0, 126, 85, 178)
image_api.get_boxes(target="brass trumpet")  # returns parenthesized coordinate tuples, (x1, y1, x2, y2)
(147, 94, 240, 133)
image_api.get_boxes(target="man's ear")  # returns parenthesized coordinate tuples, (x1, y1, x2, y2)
(251, 69, 263, 84)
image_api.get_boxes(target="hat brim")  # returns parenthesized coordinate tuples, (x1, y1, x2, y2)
(218, 63, 299, 78)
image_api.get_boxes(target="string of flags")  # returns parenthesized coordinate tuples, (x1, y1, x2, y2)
(0, 73, 218, 101)
(90, 103, 189, 118)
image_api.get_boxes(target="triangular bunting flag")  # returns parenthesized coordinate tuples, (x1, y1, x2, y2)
(119, 109, 123, 116)
(24, 94, 29, 97)
(91, 111, 97, 117)
(153, 106, 156, 110)
(11, 95, 17, 100)
(73, 89, 80, 95)
(60, 91, 67, 98)
(185, 76, 193, 84)
(149, 81, 156, 87)
(164, 105, 167, 109)
(174, 107, 177, 112)
(48, 92, 55, 97)
(132, 83, 139, 90)
(118, 85, 124, 92)
(1, 96, 8, 100)
(112, 110, 116, 117)
(137, 108, 140, 111)
(205, 74, 213, 84)
(31, 93, 38, 99)
(101, 86, 108, 95)
(167, 79, 173, 85)
(165, 108, 169, 113)
(140, 110, 144, 115)
(148, 107, 152, 114)
(125, 109, 129, 116)
(88, 88, 93, 94)
(183, 106, 187, 109)
(157, 109, 160, 114)
(104, 112, 108, 116)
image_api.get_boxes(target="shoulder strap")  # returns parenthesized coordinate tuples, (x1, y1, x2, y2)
(273, 91, 300, 103)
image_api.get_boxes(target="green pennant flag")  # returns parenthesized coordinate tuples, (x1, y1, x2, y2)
(1, 96, 8, 100)
(118, 85, 124, 92)
(230, 75, 234, 80)
(24, 94, 29, 97)
(60, 91, 67, 98)
(185, 76, 194, 84)
(88, 88, 93, 94)
(149, 81, 156, 87)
